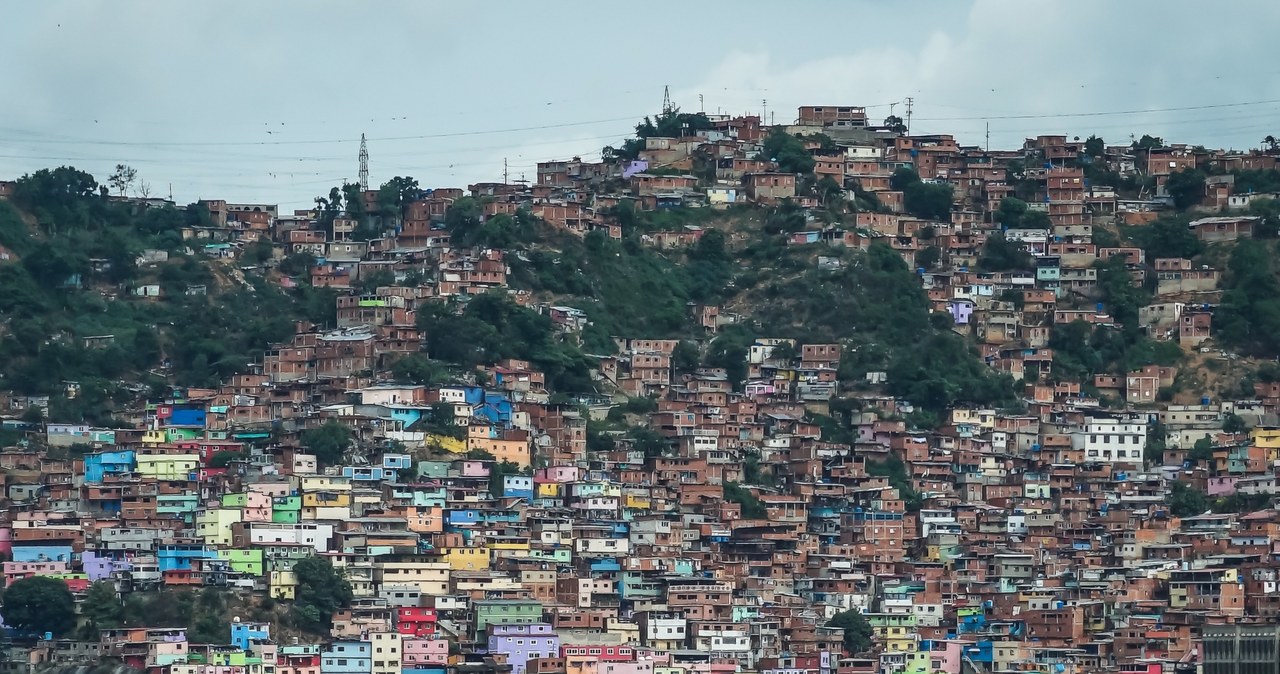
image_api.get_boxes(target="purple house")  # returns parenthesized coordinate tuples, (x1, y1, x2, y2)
(948, 299, 974, 325)
(487, 623, 559, 674)
(81, 552, 132, 581)
(622, 160, 649, 179)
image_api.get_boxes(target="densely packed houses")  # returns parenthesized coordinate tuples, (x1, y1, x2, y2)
(3, 104, 1280, 674)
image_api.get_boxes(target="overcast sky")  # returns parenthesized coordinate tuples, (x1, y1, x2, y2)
(2, 1, 1279, 209)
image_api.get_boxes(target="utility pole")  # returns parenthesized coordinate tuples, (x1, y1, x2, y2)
(904, 97, 914, 136)
(762, 99, 767, 125)
(986, 121, 990, 153)
(503, 158, 509, 185)
(358, 133, 369, 191)
(699, 94, 704, 114)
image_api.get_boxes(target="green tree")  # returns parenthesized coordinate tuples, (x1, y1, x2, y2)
(488, 460, 525, 497)
(208, 450, 244, 468)
(686, 228, 733, 301)
(279, 251, 316, 277)
(300, 420, 354, 466)
(706, 327, 753, 391)
(916, 245, 941, 270)
(1084, 135, 1105, 158)
(904, 181, 953, 221)
(1216, 240, 1280, 356)
(1169, 481, 1209, 517)
(1094, 256, 1149, 328)
(391, 354, 450, 386)
(816, 175, 845, 208)
(377, 176, 421, 224)
(188, 588, 230, 644)
(1165, 168, 1207, 210)
(883, 115, 907, 134)
(723, 481, 767, 518)
(979, 233, 1032, 271)
(671, 341, 701, 375)
(356, 268, 395, 294)
(1223, 413, 1247, 434)
(1128, 215, 1203, 260)
(1019, 209, 1052, 229)
(108, 164, 137, 197)
(78, 581, 124, 638)
(606, 109, 713, 161)
(443, 197, 484, 246)
(760, 129, 816, 175)
(997, 197, 1028, 226)
(828, 609, 874, 655)
(1133, 134, 1165, 151)
(890, 168, 921, 191)
(23, 241, 86, 287)
(2, 576, 75, 637)
(1188, 436, 1215, 464)
(627, 426, 669, 459)
(292, 556, 353, 634)
(867, 454, 922, 511)
(761, 199, 808, 234)
(1144, 420, 1168, 464)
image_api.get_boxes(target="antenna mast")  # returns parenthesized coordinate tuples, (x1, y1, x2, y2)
(358, 133, 369, 191)
(662, 86, 673, 116)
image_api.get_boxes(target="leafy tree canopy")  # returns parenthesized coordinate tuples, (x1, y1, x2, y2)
(300, 421, 354, 467)
(2, 576, 75, 637)
(292, 556, 354, 634)
(829, 609, 875, 655)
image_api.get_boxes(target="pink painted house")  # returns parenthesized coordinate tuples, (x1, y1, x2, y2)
(402, 637, 448, 666)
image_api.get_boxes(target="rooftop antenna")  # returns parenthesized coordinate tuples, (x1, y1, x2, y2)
(358, 133, 369, 191)
(662, 85, 673, 116)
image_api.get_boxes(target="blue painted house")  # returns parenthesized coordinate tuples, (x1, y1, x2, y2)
(158, 543, 218, 572)
(84, 450, 136, 484)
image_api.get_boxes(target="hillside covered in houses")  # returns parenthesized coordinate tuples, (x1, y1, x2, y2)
(3, 103, 1280, 674)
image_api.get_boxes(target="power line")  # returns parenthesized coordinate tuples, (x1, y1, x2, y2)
(0, 115, 642, 148)
(915, 98, 1280, 122)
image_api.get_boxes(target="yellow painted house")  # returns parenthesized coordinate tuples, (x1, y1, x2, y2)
(487, 540, 531, 564)
(302, 491, 351, 507)
(443, 546, 490, 571)
(1251, 426, 1280, 463)
(269, 569, 297, 600)
(196, 508, 243, 546)
(136, 453, 199, 480)
(623, 493, 651, 509)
